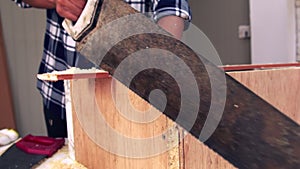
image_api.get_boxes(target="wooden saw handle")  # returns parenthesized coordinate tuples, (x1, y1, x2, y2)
(62, 0, 103, 41)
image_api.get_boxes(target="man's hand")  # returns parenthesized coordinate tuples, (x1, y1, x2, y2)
(56, 0, 86, 21)
(22, 0, 86, 22)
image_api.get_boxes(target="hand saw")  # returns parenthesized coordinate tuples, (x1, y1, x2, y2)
(62, 0, 300, 168)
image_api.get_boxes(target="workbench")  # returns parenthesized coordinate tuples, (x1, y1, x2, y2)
(0, 140, 86, 169)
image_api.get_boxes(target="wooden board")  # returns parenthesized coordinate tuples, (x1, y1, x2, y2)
(73, 0, 300, 167)
(228, 68, 300, 124)
(70, 77, 235, 169)
(221, 63, 300, 71)
(183, 135, 236, 169)
(70, 66, 300, 169)
(71, 78, 182, 169)
(0, 15, 16, 129)
(181, 67, 300, 168)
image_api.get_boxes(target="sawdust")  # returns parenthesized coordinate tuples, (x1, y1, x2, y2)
(37, 67, 107, 81)
(33, 146, 87, 169)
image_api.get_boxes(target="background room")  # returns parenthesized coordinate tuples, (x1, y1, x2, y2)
(0, 0, 298, 137)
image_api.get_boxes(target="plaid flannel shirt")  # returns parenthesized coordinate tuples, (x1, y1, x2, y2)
(13, 0, 191, 119)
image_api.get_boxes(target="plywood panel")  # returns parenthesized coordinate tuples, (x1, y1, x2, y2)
(71, 78, 181, 169)
(71, 77, 236, 169)
(228, 68, 300, 124)
(182, 66, 300, 169)
(0, 15, 16, 129)
(71, 77, 237, 169)
(71, 67, 300, 169)
(183, 135, 236, 169)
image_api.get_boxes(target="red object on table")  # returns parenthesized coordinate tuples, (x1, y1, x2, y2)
(15, 134, 65, 157)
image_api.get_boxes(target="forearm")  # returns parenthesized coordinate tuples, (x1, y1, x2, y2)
(153, 0, 191, 40)
(21, 0, 56, 9)
(157, 15, 185, 40)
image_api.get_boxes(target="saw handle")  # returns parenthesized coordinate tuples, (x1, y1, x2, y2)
(62, 0, 102, 41)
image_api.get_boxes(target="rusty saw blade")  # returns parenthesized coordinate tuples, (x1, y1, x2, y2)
(62, 0, 300, 168)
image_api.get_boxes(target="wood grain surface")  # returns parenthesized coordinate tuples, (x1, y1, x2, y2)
(72, 0, 300, 168)
(71, 78, 181, 169)
(228, 68, 300, 124)
(70, 66, 300, 169)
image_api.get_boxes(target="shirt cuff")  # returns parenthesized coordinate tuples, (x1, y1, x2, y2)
(154, 8, 191, 22)
(153, 0, 192, 22)
(12, 0, 31, 8)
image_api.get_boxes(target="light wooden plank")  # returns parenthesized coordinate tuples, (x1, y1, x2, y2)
(228, 68, 300, 124)
(183, 135, 236, 169)
(71, 67, 300, 169)
(71, 77, 236, 169)
(182, 66, 300, 169)
(71, 78, 181, 169)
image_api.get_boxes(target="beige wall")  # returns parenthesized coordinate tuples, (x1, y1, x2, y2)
(0, 1, 46, 136)
(189, 0, 251, 65)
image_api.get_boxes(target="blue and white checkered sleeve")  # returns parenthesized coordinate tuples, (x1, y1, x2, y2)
(12, 0, 31, 8)
(153, 0, 192, 22)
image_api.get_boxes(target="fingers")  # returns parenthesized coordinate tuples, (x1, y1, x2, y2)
(70, 0, 86, 10)
(56, 0, 86, 21)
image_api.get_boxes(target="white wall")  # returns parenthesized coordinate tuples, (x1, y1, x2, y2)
(0, 1, 47, 136)
(296, 0, 300, 61)
(250, 0, 296, 64)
